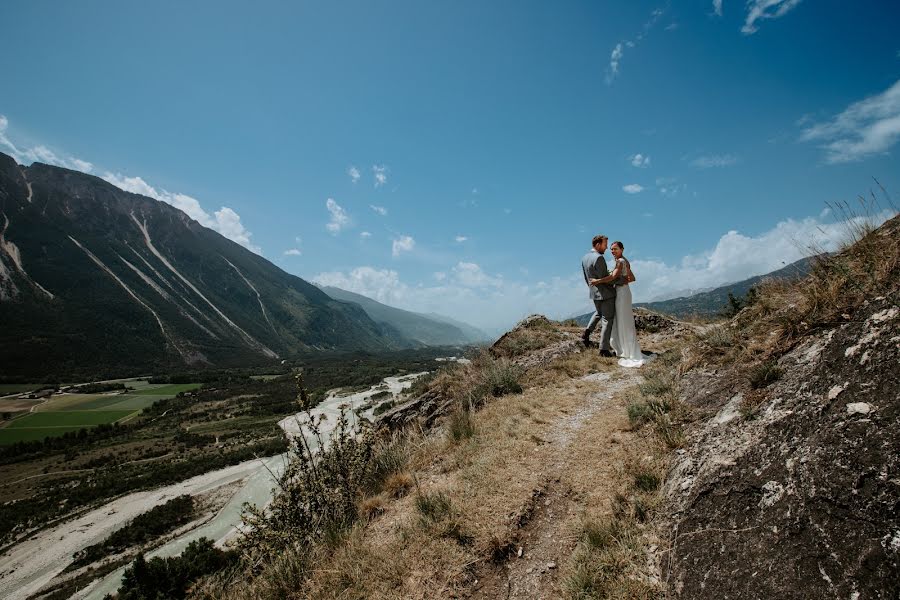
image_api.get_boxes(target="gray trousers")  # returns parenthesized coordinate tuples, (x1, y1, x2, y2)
(584, 297, 616, 352)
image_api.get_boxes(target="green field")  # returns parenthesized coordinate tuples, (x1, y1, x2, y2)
(0, 381, 202, 445)
(0, 427, 88, 444)
(7, 411, 135, 429)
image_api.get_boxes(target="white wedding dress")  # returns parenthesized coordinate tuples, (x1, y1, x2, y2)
(609, 258, 652, 368)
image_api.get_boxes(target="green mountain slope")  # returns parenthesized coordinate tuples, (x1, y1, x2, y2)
(0, 153, 409, 378)
(318, 286, 487, 346)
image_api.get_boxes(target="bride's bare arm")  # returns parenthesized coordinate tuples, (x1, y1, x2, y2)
(591, 263, 623, 286)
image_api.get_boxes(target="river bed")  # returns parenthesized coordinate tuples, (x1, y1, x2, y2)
(73, 372, 426, 600)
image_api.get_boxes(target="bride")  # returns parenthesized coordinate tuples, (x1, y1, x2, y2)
(605, 241, 651, 368)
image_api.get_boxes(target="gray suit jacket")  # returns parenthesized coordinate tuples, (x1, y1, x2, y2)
(582, 250, 617, 301)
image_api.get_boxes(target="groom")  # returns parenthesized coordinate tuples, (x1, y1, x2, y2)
(581, 234, 618, 357)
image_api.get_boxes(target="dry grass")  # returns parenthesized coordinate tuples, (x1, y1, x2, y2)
(491, 316, 567, 359)
(382, 471, 414, 499)
(198, 326, 689, 600)
(296, 349, 616, 598)
(686, 212, 899, 374)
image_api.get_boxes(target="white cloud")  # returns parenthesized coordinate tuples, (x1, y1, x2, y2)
(1, 115, 260, 254)
(373, 164, 388, 188)
(455, 235, 468, 242)
(742, 0, 803, 35)
(283, 248, 302, 256)
(655, 177, 687, 197)
(370, 204, 388, 216)
(632, 208, 895, 301)
(392, 235, 415, 257)
(605, 8, 665, 84)
(623, 183, 644, 194)
(799, 79, 900, 164)
(712, 0, 723, 16)
(325, 198, 350, 234)
(347, 165, 361, 183)
(311, 210, 896, 331)
(452, 261, 503, 288)
(360, 231, 372, 239)
(0, 115, 94, 173)
(102, 172, 261, 254)
(664, 23, 679, 31)
(629, 153, 651, 168)
(606, 43, 624, 83)
(690, 154, 739, 168)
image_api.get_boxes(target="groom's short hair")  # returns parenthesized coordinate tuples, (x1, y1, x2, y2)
(592, 235, 607, 247)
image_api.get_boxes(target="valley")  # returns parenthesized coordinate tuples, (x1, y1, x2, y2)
(0, 348, 462, 599)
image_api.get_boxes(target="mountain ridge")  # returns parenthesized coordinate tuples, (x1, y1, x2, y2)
(0, 153, 413, 377)
(317, 285, 488, 347)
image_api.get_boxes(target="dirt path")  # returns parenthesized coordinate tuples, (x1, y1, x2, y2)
(470, 368, 645, 599)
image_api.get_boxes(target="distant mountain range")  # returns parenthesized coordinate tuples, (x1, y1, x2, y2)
(573, 256, 817, 324)
(0, 153, 481, 378)
(317, 286, 488, 346)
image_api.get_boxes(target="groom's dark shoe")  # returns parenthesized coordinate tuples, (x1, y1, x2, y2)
(599, 349, 615, 358)
(581, 332, 592, 348)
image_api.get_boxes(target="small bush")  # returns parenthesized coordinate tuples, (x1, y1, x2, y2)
(448, 408, 476, 441)
(382, 471, 413, 498)
(749, 360, 782, 389)
(698, 325, 735, 351)
(118, 538, 237, 600)
(654, 416, 685, 449)
(627, 400, 652, 426)
(638, 372, 673, 397)
(415, 490, 453, 524)
(475, 358, 523, 398)
(633, 472, 660, 493)
(359, 495, 387, 521)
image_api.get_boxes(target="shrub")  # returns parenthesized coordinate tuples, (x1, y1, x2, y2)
(474, 358, 523, 399)
(633, 472, 660, 493)
(415, 490, 453, 524)
(448, 408, 476, 441)
(238, 406, 376, 557)
(118, 538, 236, 600)
(749, 360, 782, 389)
(382, 471, 414, 498)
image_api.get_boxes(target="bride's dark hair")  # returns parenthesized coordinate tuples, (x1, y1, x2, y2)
(612, 241, 624, 250)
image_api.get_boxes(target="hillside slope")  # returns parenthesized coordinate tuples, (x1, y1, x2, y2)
(0, 153, 408, 377)
(318, 285, 487, 346)
(189, 215, 898, 599)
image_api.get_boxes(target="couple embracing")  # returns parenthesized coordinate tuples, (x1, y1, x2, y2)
(581, 234, 650, 368)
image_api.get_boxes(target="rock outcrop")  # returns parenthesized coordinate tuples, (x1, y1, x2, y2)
(663, 268, 900, 594)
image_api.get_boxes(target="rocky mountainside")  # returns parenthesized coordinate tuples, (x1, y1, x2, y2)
(0, 153, 410, 377)
(662, 214, 900, 598)
(318, 285, 488, 347)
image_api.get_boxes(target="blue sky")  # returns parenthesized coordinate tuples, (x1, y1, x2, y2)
(1, 0, 898, 331)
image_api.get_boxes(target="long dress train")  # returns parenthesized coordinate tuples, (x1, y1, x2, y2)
(609, 262, 651, 368)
